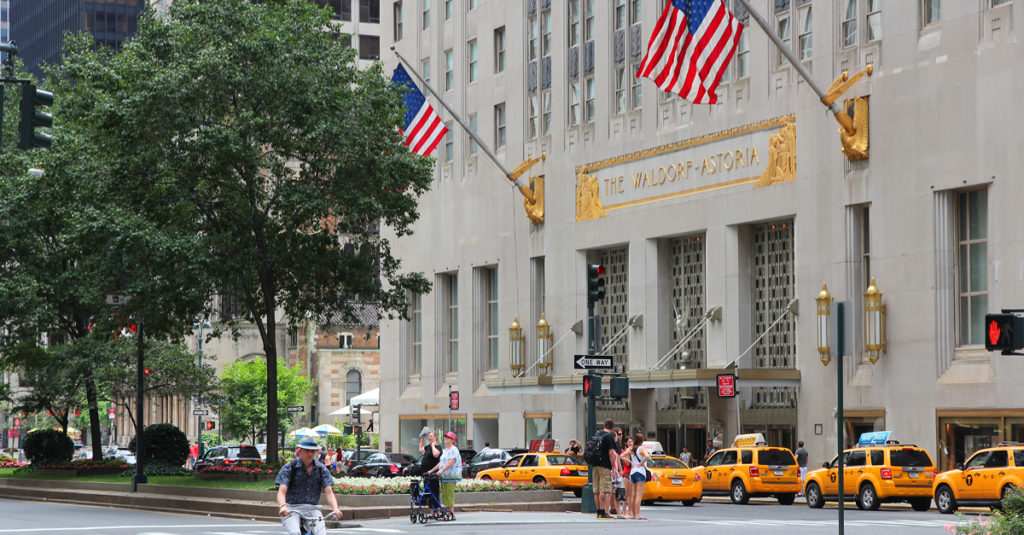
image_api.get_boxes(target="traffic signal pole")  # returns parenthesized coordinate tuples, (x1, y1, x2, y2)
(581, 300, 598, 514)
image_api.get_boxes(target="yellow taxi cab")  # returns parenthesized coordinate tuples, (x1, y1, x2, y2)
(803, 431, 935, 511)
(641, 455, 703, 505)
(933, 442, 1024, 514)
(691, 433, 801, 505)
(475, 452, 587, 494)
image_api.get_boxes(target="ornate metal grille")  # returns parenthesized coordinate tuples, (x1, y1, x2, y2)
(670, 234, 706, 409)
(751, 220, 796, 409)
(598, 246, 629, 372)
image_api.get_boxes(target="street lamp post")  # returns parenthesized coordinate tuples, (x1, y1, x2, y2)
(817, 284, 845, 535)
(194, 321, 211, 456)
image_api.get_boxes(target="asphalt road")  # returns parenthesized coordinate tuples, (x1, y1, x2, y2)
(0, 497, 985, 534)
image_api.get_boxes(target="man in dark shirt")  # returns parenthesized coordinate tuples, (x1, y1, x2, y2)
(795, 440, 809, 495)
(594, 419, 620, 519)
(276, 437, 341, 535)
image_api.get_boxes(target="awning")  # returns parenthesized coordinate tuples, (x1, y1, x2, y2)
(349, 387, 379, 406)
(483, 368, 801, 393)
(328, 404, 372, 416)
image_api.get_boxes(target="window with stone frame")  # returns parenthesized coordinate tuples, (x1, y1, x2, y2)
(568, 0, 596, 126)
(670, 234, 707, 410)
(410, 292, 423, 376)
(597, 247, 630, 373)
(345, 369, 361, 405)
(612, 0, 642, 114)
(526, 0, 551, 138)
(750, 220, 797, 409)
(956, 189, 988, 347)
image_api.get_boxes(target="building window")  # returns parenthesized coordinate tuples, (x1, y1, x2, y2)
(528, 94, 538, 138)
(467, 39, 478, 83)
(614, 0, 626, 30)
(445, 274, 459, 374)
(494, 103, 506, 147)
(797, 5, 812, 60)
(422, 0, 430, 29)
(751, 220, 796, 370)
(444, 122, 454, 162)
(923, 0, 941, 26)
(444, 49, 454, 91)
(584, 0, 595, 40)
(494, 26, 506, 72)
(410, 292, 422, 376)
(468, 113, 478, 154)
(528, 11, 538, 62)
(614, 65, 626, 114)
(468, 0, 478, 10)
(956, 189, 988, 346)
(568, 0, 581, 47)
(736, 28, 749, 77)
(422, 58, 431, 83)
(360, 0, 380, 23)
(541, 90, 552, 135)
(776, 11, 791, 67)
(484, 268, 498, 370)
(630, 61, 642, 109)
(314, 0, 352, 21)
(393, 1, 403, 41)
(842, 0, 857, 47)
(867, 0, 881, 41)
(670, 233, 706, 409)
(598, 247, 629, 372)
(340, 332, 354, 349)
(584, 77, 595, 122)
(444, 0, 453, 19)
(568, 80, 580, 127)
(541, 9, 552, 57)
(345, 369, 361, 405)
(359, 35, 380, 60)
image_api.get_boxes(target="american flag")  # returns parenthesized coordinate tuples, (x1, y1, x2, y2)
(391, 64, 448, 157)
(636, 0, 743, 105)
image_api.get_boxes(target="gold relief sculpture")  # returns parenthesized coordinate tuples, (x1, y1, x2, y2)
(575, 168, 606, 222)
(840, 96, 869, 161)
(755, 118, 797, 187)
(524, 175, 545, 224)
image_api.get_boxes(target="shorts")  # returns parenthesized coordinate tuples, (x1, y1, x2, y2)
(440, 481, 456, 507)
(630, 471, 648, 483)
(593, 466, 613, 494)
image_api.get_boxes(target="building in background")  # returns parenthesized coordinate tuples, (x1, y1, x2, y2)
(378, 0, 1024, 469)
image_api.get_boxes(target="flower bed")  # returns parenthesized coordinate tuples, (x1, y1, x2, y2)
(0, 461, 26, 468)
(330, 476, 550, 495)
(196, 464, 275, 481)
(36, 459, 129, 476)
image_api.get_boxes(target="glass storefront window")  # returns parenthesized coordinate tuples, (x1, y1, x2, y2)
(938, 417, 1001, 471)
(525, 415, 551, 445)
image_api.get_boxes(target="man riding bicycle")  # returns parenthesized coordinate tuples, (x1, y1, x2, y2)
(276, 436, 342, 535)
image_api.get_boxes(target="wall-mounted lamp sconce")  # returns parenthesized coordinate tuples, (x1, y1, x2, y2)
(864, 277, 887, 364)
(509, 316, 524, 374)
(816, 283, 832, 366)
(536, 313, 552, 376)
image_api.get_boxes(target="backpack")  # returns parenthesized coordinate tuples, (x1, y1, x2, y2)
(583, 431, 607, 466)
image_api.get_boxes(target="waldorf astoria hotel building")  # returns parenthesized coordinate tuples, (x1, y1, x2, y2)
(378, 0, 1024, 468)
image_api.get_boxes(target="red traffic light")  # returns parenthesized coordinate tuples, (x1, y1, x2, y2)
(204, 421, 215, 430)
(144, 368, 150, 375)
(582, 374, 601, 397)
(587, 264, 607, 304)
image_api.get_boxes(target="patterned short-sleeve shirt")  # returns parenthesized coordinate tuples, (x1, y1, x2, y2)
(275, 458, 334, 505)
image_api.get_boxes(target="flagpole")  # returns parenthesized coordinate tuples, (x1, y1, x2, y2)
(390, 46, 530, 192)
(734, 0, 855, 135)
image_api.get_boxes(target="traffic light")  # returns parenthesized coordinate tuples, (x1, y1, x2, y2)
(609, 376, 629, 399)
(985, 313, 1024, 352)
(19, 84, 53, 149)
(203, 421, 216, 430)
(587, 263, 606, 305)
(582, 374, 601, 397)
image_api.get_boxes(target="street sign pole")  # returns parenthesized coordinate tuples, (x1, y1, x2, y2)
(131, 318, 147, 492)
(581, 301, 600, 514)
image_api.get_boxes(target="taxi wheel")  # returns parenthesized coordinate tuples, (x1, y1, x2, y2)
(533, 476, 547, 484)
(682, 500, 696, 507)
(935, 485, 958, 514)
(776, 493, 795, 505)
(730, 480, 750, 505)
(909, 498, 931, 512)
(857, 483, 880, 511)
(480, 475, 492, 481)
(805, 482, 825, 509)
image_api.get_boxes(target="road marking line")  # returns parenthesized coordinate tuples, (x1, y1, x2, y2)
(0, 525, 260, 533)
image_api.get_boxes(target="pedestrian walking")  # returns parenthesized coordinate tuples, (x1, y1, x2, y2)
(188, 442, 199, 469)
(678, 447, 692, 467)
(427, 432, 462, 520)
(795, 440, 809, 495)
(592, 419, 620, 520)
(626, 433, 653, 520)
(275, 436, 341, 534)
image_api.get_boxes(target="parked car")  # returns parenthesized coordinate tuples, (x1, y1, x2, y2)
(73, 443, 93, 460)
(463, 448, 515, 479)
(643, 455, 703, 505)
(476, 452, 588, 494)
(103, 446, 136, 465)
(340, 449, 380, 472)
(193, 445, 262, 470)
(348, 452, 417, 478)
(256, 443, 266, 462)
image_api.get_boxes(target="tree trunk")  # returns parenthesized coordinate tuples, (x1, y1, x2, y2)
(85, 375, 103, 460)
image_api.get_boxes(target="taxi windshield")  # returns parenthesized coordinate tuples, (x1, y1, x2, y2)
(890, 449, 932, 467)
(648, 457, 686, 469)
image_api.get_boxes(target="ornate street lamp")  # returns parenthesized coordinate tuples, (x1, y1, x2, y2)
(509, 316, 524, 374)
(816, 283, 832, 366)
(864, 278, 886, 364)
(536, 314, 552, 376)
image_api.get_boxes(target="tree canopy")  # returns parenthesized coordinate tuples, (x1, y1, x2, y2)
(217, 358, 311, 445)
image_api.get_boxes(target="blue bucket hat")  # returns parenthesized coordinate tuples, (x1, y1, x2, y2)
(297, 436, 320, 451)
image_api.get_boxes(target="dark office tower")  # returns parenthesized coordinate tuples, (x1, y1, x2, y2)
(11, 0, 147, 79)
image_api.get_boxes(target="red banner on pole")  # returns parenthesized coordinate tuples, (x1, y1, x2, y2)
(717, 374, 736, 398)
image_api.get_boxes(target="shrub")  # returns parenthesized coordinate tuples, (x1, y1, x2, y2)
(46, 459, 130, 472)
(201, 432, 221, 448)
(128, 423, 188, 467)
(23, 429, 74, 466)
(952, 487, 1024, 534)
(120, 460, 192, 477)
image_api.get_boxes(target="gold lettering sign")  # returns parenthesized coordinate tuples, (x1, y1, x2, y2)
(575, 115, 796, 222)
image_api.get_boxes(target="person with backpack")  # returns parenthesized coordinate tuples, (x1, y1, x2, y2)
(275, 436, 341, 535)
(586, 419, 621, 520)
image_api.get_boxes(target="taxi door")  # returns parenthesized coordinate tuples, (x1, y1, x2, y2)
(975, 450, 1009, 498)
(703, 450, 735, 492)
(501, 455, 524, 481)
(714, 450, 740, 491)
(821, 453, 846, 496)
(515, 454, 540, 482)
(957, 451, 990, 500)
(843, 450, 868, 496)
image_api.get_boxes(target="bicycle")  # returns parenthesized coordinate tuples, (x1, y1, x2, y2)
(286, 509, 338, 535)
(409, 475, 453, 523)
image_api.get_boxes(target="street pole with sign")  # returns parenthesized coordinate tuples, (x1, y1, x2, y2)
(131, 319, 147, 491)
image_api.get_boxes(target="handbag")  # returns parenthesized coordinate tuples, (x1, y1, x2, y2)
(645, 468, 655, 481)
(614, 484, 626, 502)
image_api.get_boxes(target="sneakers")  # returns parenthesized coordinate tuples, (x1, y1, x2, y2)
(596, 511, 614, 519)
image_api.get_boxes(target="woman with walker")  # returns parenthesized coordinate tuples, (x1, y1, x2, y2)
(426, 431, 461, 521)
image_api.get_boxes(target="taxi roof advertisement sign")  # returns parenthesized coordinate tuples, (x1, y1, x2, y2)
(716, 374, 736, 398)
(858, 431, 891, 446)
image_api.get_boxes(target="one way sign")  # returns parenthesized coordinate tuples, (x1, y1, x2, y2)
(574, 354, 613, 370)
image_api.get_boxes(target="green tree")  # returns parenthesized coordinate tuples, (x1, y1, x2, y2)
(217, 358, 310, 445)
(51, 0, 433, 462)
